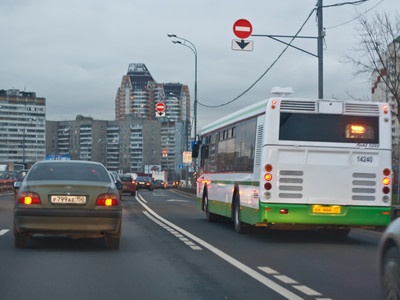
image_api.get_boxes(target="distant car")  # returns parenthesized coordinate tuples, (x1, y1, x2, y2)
(13, 169, 29, 194)
(167, 181, 178, 188)
(119, 174, 137, 196)
(0, 171, 16, 192)
(378, 217, 400, 299)
(13, 160, 122, 249)
(153, 179, 166, 189)
(135, 176, 153, 191)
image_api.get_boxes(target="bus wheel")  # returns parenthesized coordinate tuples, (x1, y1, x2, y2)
(233, 198, 246, 233)
(204, 195, 217, 222)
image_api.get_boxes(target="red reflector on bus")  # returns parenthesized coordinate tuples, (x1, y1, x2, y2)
(279, 209, 288, 214)
(264, 182, 272, 190)
(383, 186, 390, 194)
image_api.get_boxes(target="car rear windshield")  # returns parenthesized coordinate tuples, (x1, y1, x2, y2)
(136, 177, 150, 182)
(119, 176, 132, 182)
(27, 163, 111, 182)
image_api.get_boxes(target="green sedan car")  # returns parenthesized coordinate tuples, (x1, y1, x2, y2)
(13, 160, 122, 249)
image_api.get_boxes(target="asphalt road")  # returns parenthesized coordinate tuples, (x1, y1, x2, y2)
(0, 189, 384, 300)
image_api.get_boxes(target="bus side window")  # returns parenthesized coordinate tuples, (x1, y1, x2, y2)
(200, 145, 209, 167)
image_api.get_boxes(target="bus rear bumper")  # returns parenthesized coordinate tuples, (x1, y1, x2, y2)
(260, 203, 392, 227)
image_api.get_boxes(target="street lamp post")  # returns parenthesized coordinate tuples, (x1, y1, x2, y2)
(167, 34, 198, 175)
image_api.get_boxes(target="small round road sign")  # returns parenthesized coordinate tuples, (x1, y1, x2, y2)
(233, 19, 253, 39)
(156, 102, 166, 113)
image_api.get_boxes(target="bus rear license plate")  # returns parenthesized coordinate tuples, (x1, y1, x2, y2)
(312, 205, 341, 214)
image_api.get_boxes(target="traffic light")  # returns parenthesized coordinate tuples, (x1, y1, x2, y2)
(191, 141, 199, 158)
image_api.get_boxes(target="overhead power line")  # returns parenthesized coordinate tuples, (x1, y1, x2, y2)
(198, 8, 316, 108)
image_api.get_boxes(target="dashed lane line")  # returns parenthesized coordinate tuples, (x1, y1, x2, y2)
(135, 194, 316, 300)
(0, 229, 10, 236)
(258, 267, 332, 300)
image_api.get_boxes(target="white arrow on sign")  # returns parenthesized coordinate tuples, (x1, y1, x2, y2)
(231, 39, 253, 51)
(155, 111, 165, 117)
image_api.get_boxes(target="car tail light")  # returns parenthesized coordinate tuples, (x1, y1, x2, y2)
(96, 193, 119, 207)
(17, 192, 41, 205)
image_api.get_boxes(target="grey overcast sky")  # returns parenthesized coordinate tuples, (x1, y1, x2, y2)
(0, 0, 398, 131)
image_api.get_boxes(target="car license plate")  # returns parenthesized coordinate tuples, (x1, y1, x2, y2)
(51, 195, 86, 204)
(312, 205, 341, 214)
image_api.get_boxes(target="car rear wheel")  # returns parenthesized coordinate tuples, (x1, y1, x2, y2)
(14, 231, 30, 248)
(105, 235, 120, 249)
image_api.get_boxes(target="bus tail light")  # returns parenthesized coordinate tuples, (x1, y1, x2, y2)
(383, 104, 389, 114)
(264, 173, 272, 181)
(201, 179, 211, 185)
(263, 164, 273, 200)
(264, 164, 273, 182)
(382, 168, 391, 195)
(382, 177, 391, 186)
(271, 99, 277, 109)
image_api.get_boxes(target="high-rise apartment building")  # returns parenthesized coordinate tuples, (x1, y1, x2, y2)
(115, 63, 191, 122)
(115, 63, 191, 173)
(46, 116, 161, 173)
(0, 89, 46, 167)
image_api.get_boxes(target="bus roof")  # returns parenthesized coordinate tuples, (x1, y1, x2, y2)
(200, 98, 269, 134)
(199, 97, 386, 135)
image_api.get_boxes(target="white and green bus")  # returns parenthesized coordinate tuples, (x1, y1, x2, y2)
(195, 97, 393, 234)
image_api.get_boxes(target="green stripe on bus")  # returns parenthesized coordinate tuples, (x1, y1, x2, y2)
(197, 198, 391, 227)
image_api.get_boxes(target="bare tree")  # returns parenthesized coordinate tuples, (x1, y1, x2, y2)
(345, 11, 400, 116)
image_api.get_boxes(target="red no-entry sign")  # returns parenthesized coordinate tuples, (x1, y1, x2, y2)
(156, 102, 166, 113)
(233, 19, 253, 39)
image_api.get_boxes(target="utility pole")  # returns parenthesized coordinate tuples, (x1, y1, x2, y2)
(252, 0, 325, 99)
(317, 0, 324, 99)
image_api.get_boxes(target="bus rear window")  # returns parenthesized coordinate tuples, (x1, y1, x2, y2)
(279, 113, 379, 143)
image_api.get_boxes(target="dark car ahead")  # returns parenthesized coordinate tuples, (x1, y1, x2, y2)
(379, 217, 400, 299)
(119, 174, 136, 196)
(153, 179, 166, 189)
(135, 176, 153, 191)
(13, 160, 122, 249)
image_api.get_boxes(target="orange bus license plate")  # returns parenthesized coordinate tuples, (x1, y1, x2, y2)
(312, 205, 341, 214)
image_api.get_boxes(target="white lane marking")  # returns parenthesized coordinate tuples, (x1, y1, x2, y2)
(258, 266, 279, 275)
(293, 285, 322, 296)
(0, 229, 9, 236)
(136, 195, 304, 300)
(143, 211, 202, 251)
(275, 275, 298, 285)
(259, 266, 328, 299)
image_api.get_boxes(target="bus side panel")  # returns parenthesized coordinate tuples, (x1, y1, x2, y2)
(196, 173, 260, 222)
